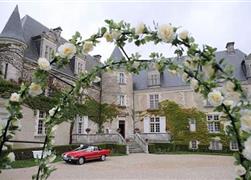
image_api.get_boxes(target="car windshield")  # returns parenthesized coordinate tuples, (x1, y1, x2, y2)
(74, 146, 97, 152)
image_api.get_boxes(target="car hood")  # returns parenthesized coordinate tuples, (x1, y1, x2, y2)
(64, 150, 88, 156)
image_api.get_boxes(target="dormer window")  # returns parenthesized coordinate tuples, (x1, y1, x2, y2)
(148, 72, 160, 86)
(78, 62, 84, 74)
(41, 38, 56, 60)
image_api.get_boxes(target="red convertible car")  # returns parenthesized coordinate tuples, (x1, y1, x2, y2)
(62, 145, 110, 165)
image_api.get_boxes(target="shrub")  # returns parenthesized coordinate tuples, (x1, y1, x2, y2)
(148, 143, 233, 154)
(7, 144, 126, 160)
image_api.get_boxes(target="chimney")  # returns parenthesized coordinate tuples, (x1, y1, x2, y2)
(94, 54, 102, 61)
(226, 42, 235, 53)
(52, 27, 62, 39)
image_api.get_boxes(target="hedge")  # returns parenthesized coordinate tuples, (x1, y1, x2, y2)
(148, 143, 233, 154)
(5, 144, 127, 160)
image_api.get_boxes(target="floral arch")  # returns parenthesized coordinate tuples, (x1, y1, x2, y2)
(0, 20, 251, 179)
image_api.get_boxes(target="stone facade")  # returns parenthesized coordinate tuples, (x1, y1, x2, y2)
(0, 6, 251, 149)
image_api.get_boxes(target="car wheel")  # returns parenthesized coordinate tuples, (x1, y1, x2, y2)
(78, 157, 85, 165)
(100, 155, 106, 161)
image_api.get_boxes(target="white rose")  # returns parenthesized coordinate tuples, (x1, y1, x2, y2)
(47, 154, 56, 163)
(182, 73, 189, 82)
(135, 22, 145, 35)
(203, 63, 215, 79)
(58, 43, 76, 59)
(157, 24, 175, 43)
(190, 78, 199, 89)
(168, 69, 177, 76)
(51, 125, 58, 135)
(10, 93, 20, 102)
(83, 41, 94, 54)
(103, 32, 113, 42)
(224, 80, 235, 92)
(11, 119, 21, 129)
(7, 152, 15, 162)
(235, 165, 246, 176)
(208, 89, 224, 106)
(93, 76, 101, 83)
(240, 109, 251, 133)
(243, 136, 251, 160)
(111, 30, 121, 40)
(223, 100, 234, 108)
(29, 83, 43, 97)
(38, 57, 51, 71)
(179, 30, 189, 40)
(49, 107, 57, 117)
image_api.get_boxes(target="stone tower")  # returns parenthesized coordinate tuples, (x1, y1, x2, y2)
(101, 47, 134, 138)
(0, 5, 27, 82)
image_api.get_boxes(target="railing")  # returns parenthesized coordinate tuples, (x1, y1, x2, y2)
(72, 133, 126, 145)
(135, 133, 148, 153)
(139, 133, 171, 143)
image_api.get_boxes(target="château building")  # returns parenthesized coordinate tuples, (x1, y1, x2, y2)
(1, 6, 251, 153)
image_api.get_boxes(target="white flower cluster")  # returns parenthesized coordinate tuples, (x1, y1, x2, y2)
(38, 57, 51, 71)
(10, 93, 20, 102)
(58, 43, 76, 59)
(103, 30, 121, 42)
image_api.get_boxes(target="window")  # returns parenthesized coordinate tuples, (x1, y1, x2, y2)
(118, 95, 126, 106)
(36, 111, 46, 135)
(207, 114, 220, 133)
(190, 140, 198, 149)
(189, 119, 196, 132)
(230, 141, 239, 151)
(78, 62, 84, 74)
(204, 99, 213, 107)
(150, 117, 160, 133)
(149, 94, 159, 109)
(45, 45, 49, 59)
(77, 116, 84, 134)
(118, 72, 125, 84)
(210, 140, 222, 150)
(148, 73, 160, 86)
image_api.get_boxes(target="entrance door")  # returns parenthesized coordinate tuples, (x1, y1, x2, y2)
(119, 120, 125, 138)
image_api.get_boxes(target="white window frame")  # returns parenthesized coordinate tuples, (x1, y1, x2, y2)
(150, 117, 160, 133)
(190, 140, 198, 150)
(149, 94, 159, 109)
(189, 119, 196, 132)
(210, 140, 222, 150)
(148, 73, 160, 86)
(35, 110, 47, 136)
(207, 113, 220, 133)
(76, 116, 84, 134)
(118, 72, 125, 84)
(230, 141, 239, 151)
(118, 95, 126, 106)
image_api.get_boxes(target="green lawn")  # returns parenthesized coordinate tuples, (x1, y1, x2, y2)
(10, 156, 62, 169)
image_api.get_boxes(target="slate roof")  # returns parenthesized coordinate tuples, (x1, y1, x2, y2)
(0, 6, 100, 78)
(112, 47, 247, 90)
(0, 5, 25, 43)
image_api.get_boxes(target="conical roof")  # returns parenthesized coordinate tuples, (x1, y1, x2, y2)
(110, 46, 124, 62)
(0, 5, 26, 43)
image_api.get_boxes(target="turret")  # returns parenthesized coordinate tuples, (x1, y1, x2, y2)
(101, 47, 134, 138)
(0, 5, 27, 81)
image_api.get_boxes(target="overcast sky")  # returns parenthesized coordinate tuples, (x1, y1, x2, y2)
(0, 1, 251, 62)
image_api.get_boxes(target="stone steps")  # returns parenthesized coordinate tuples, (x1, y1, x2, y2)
(127, 139, 144, 153)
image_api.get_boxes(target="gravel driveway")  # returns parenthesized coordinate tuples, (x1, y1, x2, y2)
(1, 153, 235, 180)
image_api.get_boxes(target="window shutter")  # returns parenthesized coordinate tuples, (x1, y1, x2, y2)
(160, 116, 166, 133)
(144, 117, 150, 133)
(125, 95, 128, 107)
(117, 73, 120, 83)
(83, 116, 88, 134)
(35, 110, 39, 135)
(124, 73, 127, 84)
(189, 141, 192, 149)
